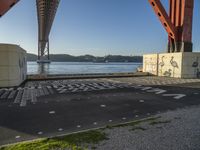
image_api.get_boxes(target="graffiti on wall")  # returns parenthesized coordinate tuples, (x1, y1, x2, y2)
(192, 57, 200, 78)
(144, 53, 200, 78)
(158, 56, 179, 77)
(158, 56, 165, 75)
(170, 56, 179, 77)
(144, 56, 158, 75)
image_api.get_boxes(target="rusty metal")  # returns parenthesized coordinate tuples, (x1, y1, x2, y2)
(36, 0, 60, 62)
(0, 0, 19, 17)
(149, 0, 194, 52)
(148, 0, 176, 39)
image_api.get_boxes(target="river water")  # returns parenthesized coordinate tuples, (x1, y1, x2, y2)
(27, 62, 142, 75)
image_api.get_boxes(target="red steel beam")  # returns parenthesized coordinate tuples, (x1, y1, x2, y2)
(0, 0, 19, 17)
(181, 0, 194, 43)
(149, 0, 194, 52)
(148, 0, 176, 39)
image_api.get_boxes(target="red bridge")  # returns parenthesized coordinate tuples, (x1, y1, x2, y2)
(0, 0, 195, 61)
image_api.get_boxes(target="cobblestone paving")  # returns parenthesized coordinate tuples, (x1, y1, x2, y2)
(103, 76, 200, 86)
(1, 77, 200, 107)
(0, 79, 132, 107)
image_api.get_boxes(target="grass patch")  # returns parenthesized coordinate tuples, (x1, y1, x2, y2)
(149, 120, 171, 126)
(0, 130, 108, 150)
(0, 116, 161, 150)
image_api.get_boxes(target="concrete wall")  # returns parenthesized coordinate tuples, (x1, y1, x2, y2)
(143, 52, 200, 78)
(143, 54, 158, 75)
(0, 44, 27, 87)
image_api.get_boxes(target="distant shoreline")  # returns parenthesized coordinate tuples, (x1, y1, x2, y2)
(27, 53, 143, 63)
(27, 61, 142, 63)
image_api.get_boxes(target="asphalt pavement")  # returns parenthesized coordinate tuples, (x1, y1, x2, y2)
(0, 78, 200, 146)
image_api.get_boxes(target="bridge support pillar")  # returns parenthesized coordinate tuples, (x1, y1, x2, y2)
(149, 0, 194, 52)
(0, 44, 27, 87)
(144, 0, 197, 78)
(143, 52, 200, 79)
(37, 39, 51, 63)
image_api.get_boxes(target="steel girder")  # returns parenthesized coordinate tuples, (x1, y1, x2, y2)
(149, 0, 194, 52)
(0, 0, 19, 17)
(36, 0, 60, 61)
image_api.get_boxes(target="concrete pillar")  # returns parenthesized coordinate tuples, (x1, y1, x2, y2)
(0, 44, 27, 87)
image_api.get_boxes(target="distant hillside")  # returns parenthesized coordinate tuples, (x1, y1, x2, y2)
(27, 53, 38, 61)
(27, 53, 142, 62)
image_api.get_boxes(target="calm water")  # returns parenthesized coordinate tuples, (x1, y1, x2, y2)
(27, 62, 142, 75)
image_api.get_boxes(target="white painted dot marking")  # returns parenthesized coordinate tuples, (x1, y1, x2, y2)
(93, 122, 97, 125)
(77, 125, 81, 128)
(15, 136, 20, 139)
(38, 132, 43, 135)
(194, 93, 199, 95)
(139, 100, 144, 103)
(58, 128, 63, 132)
(100, 104, 106, 108)
(49, 111, 55, 114)
(135, 115, 139, 118)
(109, 120, 112, 122)
(122, 117, 126, 120)
(147, 113, 151, 116)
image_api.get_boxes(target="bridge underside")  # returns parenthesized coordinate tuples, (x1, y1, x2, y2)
(0, 0, 19, 17)
(36, 0, 60, 63)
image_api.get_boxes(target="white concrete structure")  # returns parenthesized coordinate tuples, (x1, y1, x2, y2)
(0, 44, 27, 87)
(143, 52, 200, 78)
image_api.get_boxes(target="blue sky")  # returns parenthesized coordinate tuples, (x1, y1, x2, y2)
(0, 0, 200, 56)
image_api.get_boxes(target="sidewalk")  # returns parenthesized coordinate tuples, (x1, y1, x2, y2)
(94, 105, 200, 150)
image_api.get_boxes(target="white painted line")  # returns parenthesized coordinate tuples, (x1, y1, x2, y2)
(77, 125, 81, 128)
(49, 111, 55, 114)
(162, 94, 186, 99)
(122, 117, 126, 120)
(58, 128, 63, 132)
(194, 93, 199, 95)
(93, 122, 98, 125)
(109, 120, 112, 122)
(100, 104, 106, 108)
(132, 85, 143, 89)
(38, 132, 43, 135)
(147, 88, 167, 94)
(59, 89, 67, 94)
(135, 115, 139, 118)
(15, 136, 20, 139)
(141, 87, 152, 91)
(139, 100, 144, 103)
(147, 113, 151, 116)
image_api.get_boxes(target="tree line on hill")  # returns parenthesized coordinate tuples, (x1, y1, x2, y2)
(27, 53, 142, 63)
